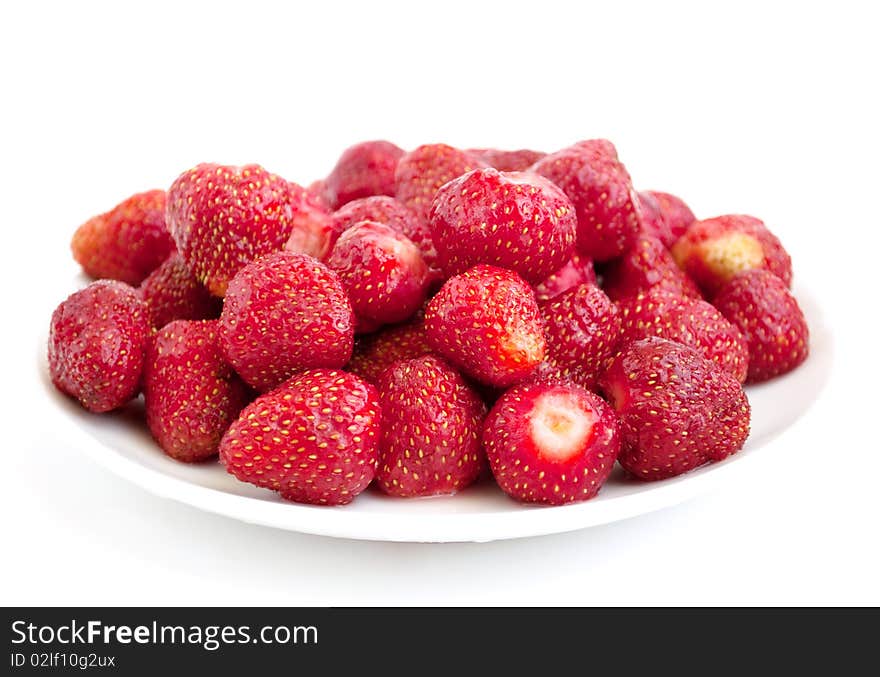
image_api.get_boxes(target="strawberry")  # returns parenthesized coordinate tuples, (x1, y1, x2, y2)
(429, 168, 577, 284)
(637, 190, 696, 248)
(531, 139, 640, 262)
(713, 269, 809, 382)
(393, 143, 486, 222)
(532, 253, 597, 303)
(283, 182, 338, 262)
(219, 369, 381, 505)
(601, 235, 702, 301)
(468, 148, 547, 172)
(71, 189, 175, 286)
(483, 381, 620, 505)
(138, 253, 221, 329)
(48, 280, 150, 413)
(617, 287, 749, 382)
(166, 163, 299, 296)
(425, 264, 545, 387)
(322, 140, 404, 209)
(143, 320, 251, 462)
(671, 214, 792, 297)
(306, 179, 332, 211)
(346, 320, 432, 384)
(599, 337, 750, 480)
(331, 195, 422, 238)
(539, 283, 622, 389)
(375, 355, 486, 497)
(327, 220, 429, 330)
(219, 251, 354, 392)
(330, 196, 440, 281)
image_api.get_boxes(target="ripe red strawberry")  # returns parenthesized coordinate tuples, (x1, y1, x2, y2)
(483, 381, 620, 505)
(394, 143, 486, 222)
(219, 251, 354, 392)
(539, 283, 622, 389)
(671, 214, 792, 297)
(531, 139, 640, 262)
(138, 253, 221, 329)
(375, 355, 486, 497)
(599, 337, 750, 481)
(601, 235, 702, 301)
(713, 269, 809, 382)
(283, 182, 338, 262)
(346, 320, 432, 384)
(48, 280, 150, 412)
(327, 220, 429, 330)
(532, 253, 597, 303)
(429, 168, 577, 284)
(617, 287, 749, 382)
(468, 148, 547, 172)
(425, 264, 545, 387)
(219, 369, 381, 505)
(71, 189, 175, 285)
(143, 320, 251, 462)
(637, 190, 696, 248)
(330, 196, 440, 281)
(331, 195, 421, 237)
(322, 140, 404, 209)
(166, 163, 299, 296)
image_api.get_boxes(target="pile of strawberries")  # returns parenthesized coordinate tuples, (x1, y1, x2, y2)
(48, 140, 810, 507)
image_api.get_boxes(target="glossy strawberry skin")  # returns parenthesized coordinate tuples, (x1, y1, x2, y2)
(375, 355, 486, 497)
(331, 195, 421, 237)
(713, 269, 809, 382)
(637, 190, 696, 248)
(346, 320, 432, 385)
(394, 144, 486, 222)
(143, 320, 251, 462)
(539, 283, 622, 389)
(323, 140, 404, 209)
(71, 189, 175, 286)
(48, 280, 150, 412)
(532, 253, 597, 303)
(167, 163, 298, 296)
(425, 265, 546, 388)
(483, 381, 620, 505)
(601, 235, 702, 301)
(599, 337, 750, 481)
(219, 251, 354, 392)
(327, 221, 429, 330)
(468, 148, 547, 172)
(138, 253, 221, 329)
(330, 196, 440, 281)
(671, 214, 792, 297)
(219, 369, 381, 506)
(429, 168, 577, 284)
(531, 139, 641, 262)
(617, 288, 749, 382)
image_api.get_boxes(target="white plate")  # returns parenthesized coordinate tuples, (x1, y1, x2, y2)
(41, 286, 831, 543)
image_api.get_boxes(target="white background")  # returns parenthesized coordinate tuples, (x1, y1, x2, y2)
(1, 0, 878, 605)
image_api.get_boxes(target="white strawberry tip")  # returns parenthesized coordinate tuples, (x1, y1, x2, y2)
(529, 392, 596, 463)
